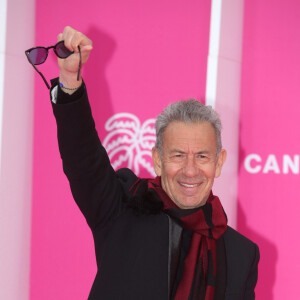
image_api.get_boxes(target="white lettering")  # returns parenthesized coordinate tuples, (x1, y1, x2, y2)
(244, 154, 300, 175)
(283, 155, 300, 174)
(244, 154, 262, 174)
(262, 154, 280, 174)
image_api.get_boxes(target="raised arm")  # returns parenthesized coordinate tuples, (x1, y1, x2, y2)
(57, 26, 92, 93)
(51, 27, 131, 231)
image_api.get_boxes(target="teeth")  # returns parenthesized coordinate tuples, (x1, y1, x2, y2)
(180, 183, 199, 188)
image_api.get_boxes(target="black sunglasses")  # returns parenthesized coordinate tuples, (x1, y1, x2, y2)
(25, 40, 81, 89)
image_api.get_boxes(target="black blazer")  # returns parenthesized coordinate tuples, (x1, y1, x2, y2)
(51, 81, 259, 300)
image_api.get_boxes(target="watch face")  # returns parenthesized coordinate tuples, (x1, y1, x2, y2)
(51, 85, 58, 104)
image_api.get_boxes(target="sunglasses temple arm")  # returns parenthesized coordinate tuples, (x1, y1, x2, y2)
(25, 52, 50, 89)
(77, 46, 81, 81)
(35, 65, 51, 89)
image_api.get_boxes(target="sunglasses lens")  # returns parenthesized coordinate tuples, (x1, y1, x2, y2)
(55, 41, 73, 58)
(28, 48, 48, 65)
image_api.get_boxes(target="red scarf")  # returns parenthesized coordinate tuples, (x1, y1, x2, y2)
(131, 176, 227, 300)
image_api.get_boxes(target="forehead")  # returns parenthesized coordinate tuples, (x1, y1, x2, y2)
(162, 121, 217, 150)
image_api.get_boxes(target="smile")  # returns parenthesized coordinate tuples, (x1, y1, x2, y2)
(179, 182, 200, 188)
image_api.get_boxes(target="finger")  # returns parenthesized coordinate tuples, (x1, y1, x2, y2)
(78, 46, 93, 65)
(61, 26, 77, 51)
(60, 26, 93, 53)
(80, 44, 93, 53)
(70, 32, 92, 53)
(57, 33, 63, 42)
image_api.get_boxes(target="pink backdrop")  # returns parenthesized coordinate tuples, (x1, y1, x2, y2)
(31, 0, 300, 299)
(31, 1, 211, 299)
(238, 0, 300, 299)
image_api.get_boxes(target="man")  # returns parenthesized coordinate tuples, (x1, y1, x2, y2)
(50, 26, 259, 299)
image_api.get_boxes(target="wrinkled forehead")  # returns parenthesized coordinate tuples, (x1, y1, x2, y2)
(162, 121, 218, 150)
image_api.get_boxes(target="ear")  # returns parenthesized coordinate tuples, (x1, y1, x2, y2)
(152, 147, 162, 176)
(215, 149, 227, 178)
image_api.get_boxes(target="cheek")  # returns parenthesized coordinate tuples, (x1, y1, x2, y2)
(162, 162, 182, 178)
(197, 164, 218, 180)
(206, 167, 217, 177)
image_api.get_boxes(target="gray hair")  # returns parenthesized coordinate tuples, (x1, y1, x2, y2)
(155, 99, 222, 155)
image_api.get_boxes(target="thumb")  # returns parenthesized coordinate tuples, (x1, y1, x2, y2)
(80, 44, 93, 53)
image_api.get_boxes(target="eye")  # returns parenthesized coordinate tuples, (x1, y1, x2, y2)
(196, 154, 209, 161)
(170, 153, 185, 161)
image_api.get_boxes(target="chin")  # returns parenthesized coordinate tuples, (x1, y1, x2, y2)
(177, 195, 207, 209)
(177, 200, 203, 209)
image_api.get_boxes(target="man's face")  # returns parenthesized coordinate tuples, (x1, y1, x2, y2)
(152, 121, 226, 209)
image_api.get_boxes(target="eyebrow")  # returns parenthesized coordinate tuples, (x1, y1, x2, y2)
(169, 149, 211, 155)
(170, 149, 185, 154)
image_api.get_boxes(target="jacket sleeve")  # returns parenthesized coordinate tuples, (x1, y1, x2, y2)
(223, 227, 260, 300)
(244, 243, 260, 300)
(51, 80, 126, 231)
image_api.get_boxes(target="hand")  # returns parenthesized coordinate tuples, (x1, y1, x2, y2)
(57, 26, 93, 88)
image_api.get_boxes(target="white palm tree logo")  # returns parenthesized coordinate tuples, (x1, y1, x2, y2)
(103, 113, 156, 176)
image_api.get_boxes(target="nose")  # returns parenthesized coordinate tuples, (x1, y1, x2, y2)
(182, 155, 199, 177)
